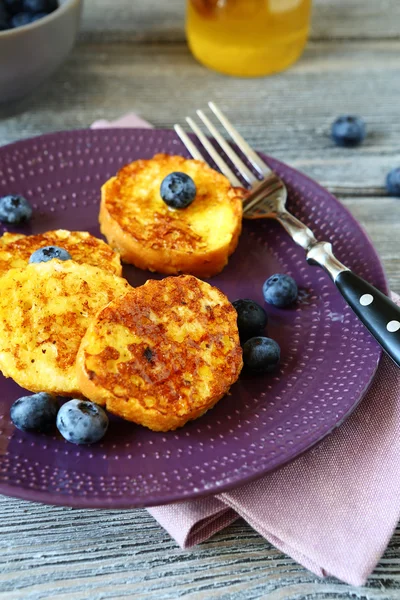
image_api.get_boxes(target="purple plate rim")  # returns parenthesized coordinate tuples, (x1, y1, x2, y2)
(0, 359, 381, 510)
(0, 127, 388, 509)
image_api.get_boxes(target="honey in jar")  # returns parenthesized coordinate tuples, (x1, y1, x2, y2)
(187, 0, 312, 77)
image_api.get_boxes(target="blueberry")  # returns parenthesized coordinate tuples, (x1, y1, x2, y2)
(386, 168, 400, 197)
(0, 195, 32, 224)
(29, 246, 72, 263)
(56, 400, 109, 445)
(4, 0, 22, 15)
(10, 11, 32, 26)
(243, 337, 280, 373)
(331, 115, 366, 147)
(29, 10, 47, 20)
(0, 2, 10, 29)
(22, 0, 46, 13)
(10, 392, 59, 433)
(160, 172, 197, 209)
(45, 0, 58, 12)
(232, 299, 268, 341)
(263, 274, 298, 308)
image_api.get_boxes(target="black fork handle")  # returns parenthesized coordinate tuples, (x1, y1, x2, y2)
(335, 271, 400, 367)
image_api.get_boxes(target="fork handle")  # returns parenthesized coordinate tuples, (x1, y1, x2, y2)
(266, 209, 400, 365)
(335, 270, 400, 367)
(306, 241, 400, 367)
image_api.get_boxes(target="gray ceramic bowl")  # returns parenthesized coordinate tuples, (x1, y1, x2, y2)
(0, 0, 82, 104)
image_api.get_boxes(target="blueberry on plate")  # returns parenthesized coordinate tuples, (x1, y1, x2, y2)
(232, 299, 268, 341)
(0, 195, 33, 224)
(386, 168, 400, 197)
(56, 400, 109, 445)
(331, 115, 366, 147)
(243, 337, 281, 373)
(29, 246, 72, 263)
(10, 392, 59, 433)
(263, 273, 298, 308)
(160, 172, 197, 209)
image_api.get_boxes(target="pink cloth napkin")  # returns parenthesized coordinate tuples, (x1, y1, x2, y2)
(91, 113, 154, 130)
(92, 114, 400, 587)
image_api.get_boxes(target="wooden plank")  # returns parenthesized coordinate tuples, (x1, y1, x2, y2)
(338, 196, 400, 293)
(80, 0, 400, 42)
(0, 496, 398, 598)
(1, 41, 399, 191)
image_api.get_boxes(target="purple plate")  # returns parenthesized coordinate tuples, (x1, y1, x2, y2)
(0, 129, 387, 508)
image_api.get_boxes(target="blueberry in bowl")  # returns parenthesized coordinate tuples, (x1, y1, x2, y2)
(9, 11, 31, 27)
(22, 0, 59, 14)
(3, 0, 22, 15)
(0, 0, 82, 105)
(0, 2, 10, 29)
(1, 0, 60, 31)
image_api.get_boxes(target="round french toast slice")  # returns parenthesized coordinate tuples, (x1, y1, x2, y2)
(99, 154, 246, 278)
(0, 230, 122, 277)
(0, 261, 130, 397)
(76, 275, 243, 431)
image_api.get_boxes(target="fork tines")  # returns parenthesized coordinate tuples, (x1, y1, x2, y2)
(174, 102, 272, 189)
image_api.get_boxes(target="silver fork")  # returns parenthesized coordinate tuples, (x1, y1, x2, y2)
(175, 102, 400, 368)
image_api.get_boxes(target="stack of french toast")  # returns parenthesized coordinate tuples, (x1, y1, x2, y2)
(0, 154, 245, 432)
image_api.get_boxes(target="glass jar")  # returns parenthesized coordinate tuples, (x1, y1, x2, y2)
(186, 0, 312, 77)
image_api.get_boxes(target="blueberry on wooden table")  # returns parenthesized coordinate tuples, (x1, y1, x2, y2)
(386, 168, 400, 197)
(10, 393, 60, 433)
(331, 115, 366, 147)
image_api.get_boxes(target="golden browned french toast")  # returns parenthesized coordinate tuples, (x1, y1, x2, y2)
(0, 230, 122, 277)
(0, 261, 130, 397)
(76, 275, 243, 431)
(99, 154, 245, 278)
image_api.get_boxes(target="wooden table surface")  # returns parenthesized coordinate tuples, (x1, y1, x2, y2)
(0, 1, 400, 598)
